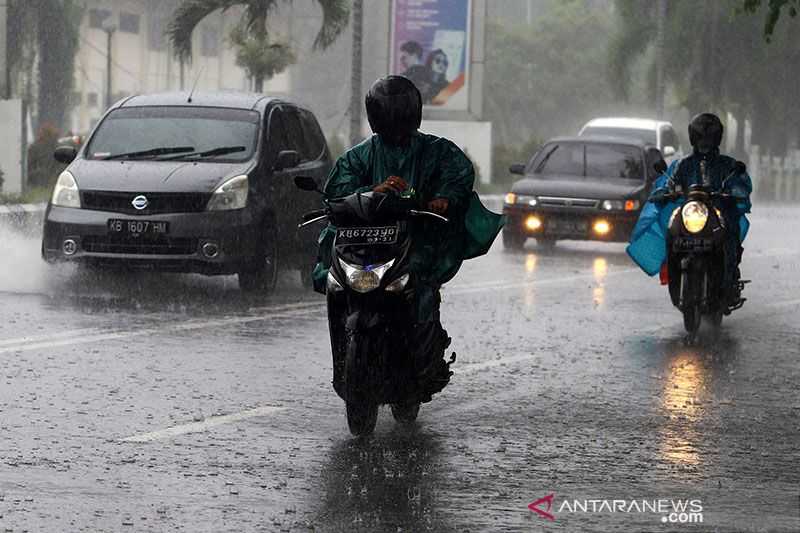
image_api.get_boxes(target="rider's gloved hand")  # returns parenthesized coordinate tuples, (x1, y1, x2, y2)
(427, 198, 449, 214)
(373, 176, 408, 194)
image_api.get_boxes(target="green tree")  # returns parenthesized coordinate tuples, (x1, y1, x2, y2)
(609, 0, 800, 157)
(6, 0, 82, 131)
(485, 0, 635, 182)
(167, 0, 350, 92)
(740, 0, 799, 38)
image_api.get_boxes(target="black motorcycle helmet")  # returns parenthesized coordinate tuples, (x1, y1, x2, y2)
(688, 113, 724, 154)
(365, 76, 422, 146)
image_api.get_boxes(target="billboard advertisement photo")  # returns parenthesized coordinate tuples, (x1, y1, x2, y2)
(390, 0, 471, 110)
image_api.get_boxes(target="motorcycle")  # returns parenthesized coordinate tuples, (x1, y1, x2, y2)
(656, 159, 748, 340)
(295, 176, 453, 436)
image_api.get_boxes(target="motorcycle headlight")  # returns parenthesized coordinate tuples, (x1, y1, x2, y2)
(338, 258, 395, 293)
(207, 175, 248, 211)
(681, 201, 708, 234)
(51, 171, 81, 208)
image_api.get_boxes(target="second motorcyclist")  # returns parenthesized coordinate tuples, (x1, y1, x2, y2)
(629, 112, 752, 305)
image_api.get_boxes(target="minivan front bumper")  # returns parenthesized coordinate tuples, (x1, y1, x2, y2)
(42, 205, 259, 274)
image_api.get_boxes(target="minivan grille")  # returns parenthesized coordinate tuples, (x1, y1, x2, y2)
(82, 191, 210, 215)
(82, 236, 198, 255)
(538, 196, 599, 209)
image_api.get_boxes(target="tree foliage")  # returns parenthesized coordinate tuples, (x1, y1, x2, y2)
(485, 1, 627, 151)
(167, 0, 349, 91)
(6, 0, 82, 131)
(609, 0, 800, 156)
(740, 0, 799, 39)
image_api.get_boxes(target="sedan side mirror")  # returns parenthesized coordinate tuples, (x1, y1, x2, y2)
(54, 145, 78, 164)
(275, 150, 301, 171)
(662, 145, 676, 157)
(294, 175, 319, 192)
(509, 163, 526, 175)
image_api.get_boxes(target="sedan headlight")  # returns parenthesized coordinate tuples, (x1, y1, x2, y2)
(338, 258, 395, 293)
(601, 200, 623, 211)
(506, 193, 537, 206)
(681, 201, 708, 233)
(51, 171, 81, 208)
(207, 175, 248, 211)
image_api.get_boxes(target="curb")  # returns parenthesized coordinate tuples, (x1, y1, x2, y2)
(0, 203, 46, 232)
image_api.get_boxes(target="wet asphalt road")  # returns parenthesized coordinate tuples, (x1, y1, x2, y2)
(0, 205, 798, 533)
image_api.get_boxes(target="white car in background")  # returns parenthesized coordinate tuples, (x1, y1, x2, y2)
(579, 117, 684, 163)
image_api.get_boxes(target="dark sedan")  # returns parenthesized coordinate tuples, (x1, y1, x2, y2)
(502, 137, 662, 249)
(42, 91, 330, 293)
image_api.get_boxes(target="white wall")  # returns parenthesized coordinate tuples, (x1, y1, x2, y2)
(421, 120, 492, 184)
(0, 99, 25, 194)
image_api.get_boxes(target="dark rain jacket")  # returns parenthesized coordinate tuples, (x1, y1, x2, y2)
(313, 132, 504, 310)
(627, 150, 752, 275)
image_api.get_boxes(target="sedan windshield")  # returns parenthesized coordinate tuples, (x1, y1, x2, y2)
(530, 143, 644, 180)
(580, 126, 657, 146)
(86, 106, 260, 162)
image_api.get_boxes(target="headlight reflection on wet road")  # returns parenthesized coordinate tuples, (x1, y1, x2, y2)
(658, 350, 708, 467)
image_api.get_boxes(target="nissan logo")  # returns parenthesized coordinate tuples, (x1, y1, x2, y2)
(132, 195, 148, 210)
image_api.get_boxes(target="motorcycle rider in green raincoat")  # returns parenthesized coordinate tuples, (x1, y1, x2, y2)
(313, 75, 503, 398)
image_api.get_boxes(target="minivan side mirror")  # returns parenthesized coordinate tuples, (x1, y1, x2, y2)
(275, 150, 301, 171)
(54, 145, 78, 164)
(509, 163, 526, 175)
(294, 175, 319, 192)
(662, 145, 676, 157)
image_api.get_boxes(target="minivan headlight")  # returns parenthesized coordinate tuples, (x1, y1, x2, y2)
(207, 175, 248, 211)
(51, 171, 81, 208)
(681, 201, 708, 233)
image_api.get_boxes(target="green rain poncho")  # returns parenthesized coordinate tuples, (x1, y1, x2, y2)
(313, 132, 504, 308)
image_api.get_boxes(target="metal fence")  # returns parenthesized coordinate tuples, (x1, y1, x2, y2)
(749, 146, 800, 202)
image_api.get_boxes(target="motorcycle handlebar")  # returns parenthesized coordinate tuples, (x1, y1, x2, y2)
(409, 209, 449, 223)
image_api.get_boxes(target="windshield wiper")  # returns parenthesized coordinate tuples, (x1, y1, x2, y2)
(103, 146, 195, 160)
(159, 146, 247, 161)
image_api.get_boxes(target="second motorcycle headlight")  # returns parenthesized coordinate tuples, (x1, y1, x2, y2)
(681, 201, 709, 233)
(339, 258, 395, 293)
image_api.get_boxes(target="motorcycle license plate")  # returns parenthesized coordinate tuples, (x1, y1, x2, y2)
(336, 226, 398, 245)
(108, 219, 169, 236)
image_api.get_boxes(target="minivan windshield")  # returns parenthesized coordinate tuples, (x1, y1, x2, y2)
(580, 126, 657, 146)
(86, 106, 260, 162)
(529, 142, 644, 180)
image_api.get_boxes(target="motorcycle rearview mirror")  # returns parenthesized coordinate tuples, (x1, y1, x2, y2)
(734, 161, 746, 174)
(294, 175, 320, 192)
(653, 159, 668, 175)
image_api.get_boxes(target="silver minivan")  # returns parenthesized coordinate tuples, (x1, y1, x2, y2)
(579, 117, 684, 163)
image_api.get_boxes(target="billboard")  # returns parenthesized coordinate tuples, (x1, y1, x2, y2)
(390, 0, 471, 110)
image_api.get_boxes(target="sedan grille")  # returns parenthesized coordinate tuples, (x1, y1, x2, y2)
(82, 236, 198, 255)
(82, 191, 210, 215)
(537, 196, 599, 209)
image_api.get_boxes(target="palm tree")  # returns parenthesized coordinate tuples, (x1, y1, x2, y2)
(167, 0, 350, 92)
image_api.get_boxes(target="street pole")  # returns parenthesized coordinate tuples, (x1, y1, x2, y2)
(349, 0, 363, 146)
(654, 0, 667, 118)
(0, 0, 8, 99)
(102, 21, 116, 109)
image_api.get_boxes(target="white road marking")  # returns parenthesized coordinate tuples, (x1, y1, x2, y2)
(0, 327, 104, 347)
(120, 405, 285, 443)
(457, 353, 539, 374)
(0, 302, 325, 354)
(2, 247, 797, 353)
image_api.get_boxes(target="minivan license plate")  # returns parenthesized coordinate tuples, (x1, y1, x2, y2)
(336, 226, 398, 245)
(108, 219, 169, 236)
